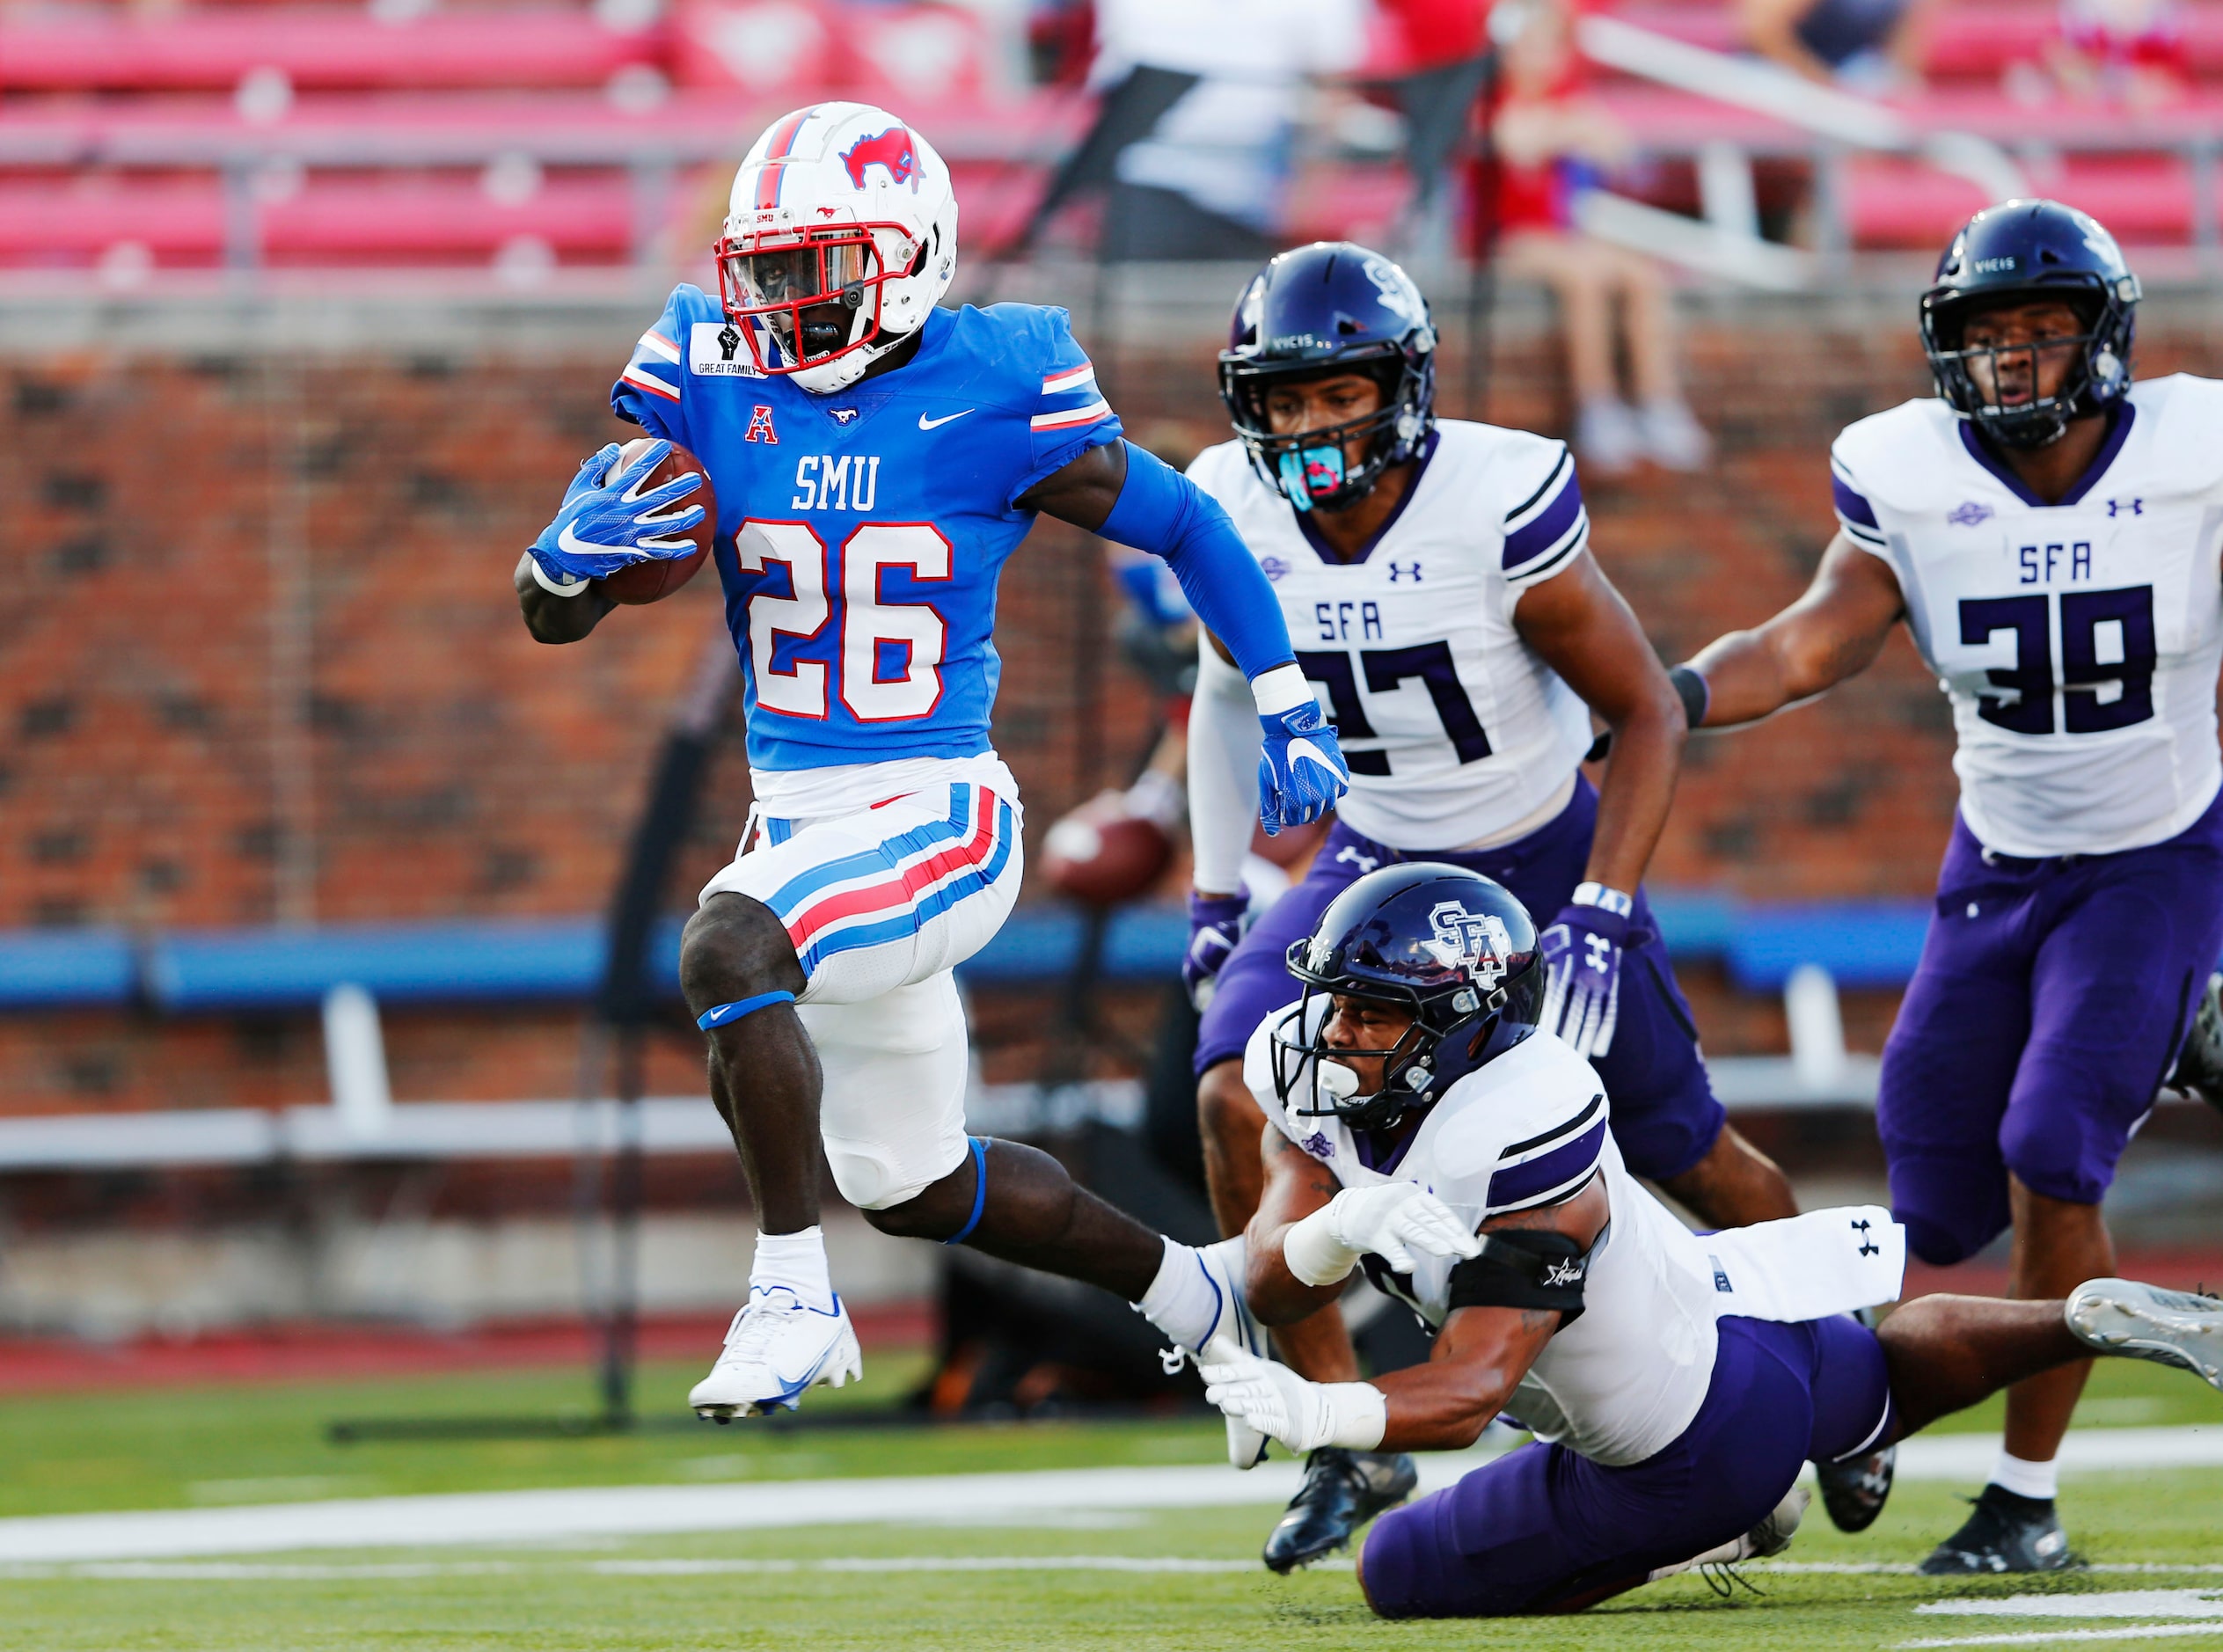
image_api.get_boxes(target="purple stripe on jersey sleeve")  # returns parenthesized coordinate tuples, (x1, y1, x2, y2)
(1486, 1117, 1607, 1211)
(1832, 471, 1879, 530)
(1503, 467, 1583, 569)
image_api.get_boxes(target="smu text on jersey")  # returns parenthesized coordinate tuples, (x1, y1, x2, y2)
(612, 285, 1120, 773)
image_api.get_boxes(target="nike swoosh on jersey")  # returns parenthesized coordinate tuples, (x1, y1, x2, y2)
(918, 410, 973, 430)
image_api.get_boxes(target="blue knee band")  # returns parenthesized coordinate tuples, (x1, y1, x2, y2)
(943, 1137, 990, 1246)
(696, 990, 796, 1031)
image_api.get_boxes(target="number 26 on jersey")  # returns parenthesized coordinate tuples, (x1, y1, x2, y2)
(736, 520, 949, 722)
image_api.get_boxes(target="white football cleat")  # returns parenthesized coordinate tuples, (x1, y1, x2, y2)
(2066, 1278, 2223, 1389)
(689, 1287, 862, 1422)
(1647, 1485, 1810, 1582)
(1198, 1239, 1271, 1467)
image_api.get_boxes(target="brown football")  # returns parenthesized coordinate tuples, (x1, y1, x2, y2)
(599, 437, 717, 605)
(1041, 790, 1176, 908)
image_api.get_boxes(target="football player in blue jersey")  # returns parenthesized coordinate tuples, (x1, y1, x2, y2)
(515, 102, 1349, 1419)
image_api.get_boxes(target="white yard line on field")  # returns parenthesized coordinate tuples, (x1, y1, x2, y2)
(1757, 1566, 2223, 1578)
(1918, 1592, 2223, 1619)
(1899, 1627, 2223, 1648)
(0, 1555, 1352, 1581)
(0, 1422, 2214, 1564)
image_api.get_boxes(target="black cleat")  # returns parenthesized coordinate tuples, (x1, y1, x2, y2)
(1919, 1484, 2080, 1575)
(1816, 1442, 1897, 1533)
(1261, 1447, 1418, 1574)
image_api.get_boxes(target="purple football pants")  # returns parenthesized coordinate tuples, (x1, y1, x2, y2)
(1194, 776, 1726, 1182)
(1361, 1314, 1894, 1619)
(1878, 787, 2223, 1266)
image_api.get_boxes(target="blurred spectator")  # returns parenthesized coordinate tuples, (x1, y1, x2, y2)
(1740, 0, 1931, 94)
(1091, 0, 1365, 260)
(1028, 0, 1097, 84)
(2014, 0, 2190, 107)
(1487, 0, 1711, 474)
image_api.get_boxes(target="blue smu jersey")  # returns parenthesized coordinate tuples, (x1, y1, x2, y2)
(611, 286, 1122, 771)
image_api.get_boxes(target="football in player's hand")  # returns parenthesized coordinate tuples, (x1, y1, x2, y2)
(599, 437, 717, 604)
(1041, 790, 1175, 907)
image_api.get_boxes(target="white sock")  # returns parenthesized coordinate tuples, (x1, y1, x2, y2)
(1136, 1236, 1242, 1351)
(1991, 1449, 2058, 1502)
(750, 1226, 833, 1312)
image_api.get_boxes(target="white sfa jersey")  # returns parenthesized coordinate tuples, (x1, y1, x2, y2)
(1243, 1011, 1721, 1466)
(1832, 376, 2223, 859)
(1188, 421, 1596, 848)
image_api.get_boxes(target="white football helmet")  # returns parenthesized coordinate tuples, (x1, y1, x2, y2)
(715, 102, 960, 396)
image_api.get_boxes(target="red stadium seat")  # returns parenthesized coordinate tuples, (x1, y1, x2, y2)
(0, 11, 664, 93)
(0, 175, 636, 264)
(1846, 153, 2203, 245)
(1602, 1, 2223, 81)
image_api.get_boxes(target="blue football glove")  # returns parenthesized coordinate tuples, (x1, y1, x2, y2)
(1257, 699, 1349, 837)
(529, 440, 706, 586)
(1183, 890, 1250, 1011)
(1539, 897, 1651, 1060)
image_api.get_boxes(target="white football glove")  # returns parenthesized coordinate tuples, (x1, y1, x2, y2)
(1283, 1182, 1482, 1287)
(1196, 1334, 1386, 1455)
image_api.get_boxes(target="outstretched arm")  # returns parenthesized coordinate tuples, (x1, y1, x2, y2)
(1367, 1179, 1608, 1451)
(1213, 1172, 1608, 1454)
(1027, 441, 1347, 833)
(1023, 442, 1296, 684)
(1684, 533, 1906, 727)
(1244, 1123, 1360, 1327)
(1513, 551, 1686, 895)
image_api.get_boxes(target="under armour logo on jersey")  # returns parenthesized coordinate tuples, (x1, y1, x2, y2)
(2108, 497, 2144, 516)
(1852, 1217, 1880, 1257)
(1335, 844, 1380, 874)
(745, 406, 779, 444)
(1259, 555, 1291, 583)
(1388, 560, 1423, 582)
(1300, 1132, 1335, 1161)
(1948, 501, 1993, 527)
(1423, 901, 1512, 987)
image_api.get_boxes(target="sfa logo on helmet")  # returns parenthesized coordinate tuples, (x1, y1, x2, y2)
(1424, 901, 1511, 987)
(842, 127, 920, 191)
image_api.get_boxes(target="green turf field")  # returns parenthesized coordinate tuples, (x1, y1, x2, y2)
(3, 1355, 2220, 1651)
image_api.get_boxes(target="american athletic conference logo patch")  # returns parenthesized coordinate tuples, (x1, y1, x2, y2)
(1423, 901, 1513, 987)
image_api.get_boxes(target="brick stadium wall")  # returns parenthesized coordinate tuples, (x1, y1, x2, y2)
(5, 289, 2222, 1115)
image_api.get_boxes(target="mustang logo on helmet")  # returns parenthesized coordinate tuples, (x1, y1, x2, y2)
(1425, 902, 1512, 987)
(842, 128, 920, 191)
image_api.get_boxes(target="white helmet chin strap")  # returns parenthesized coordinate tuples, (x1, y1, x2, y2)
(790, 327, 910, 395)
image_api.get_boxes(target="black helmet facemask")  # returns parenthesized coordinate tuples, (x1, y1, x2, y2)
(1218, 241, 1438, 515)
(1264, 862, 1548, 1137)
(1920, 200, 2139, 451)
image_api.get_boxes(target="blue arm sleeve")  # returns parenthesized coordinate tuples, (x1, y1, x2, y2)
(1096, 442, 1295, 682)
